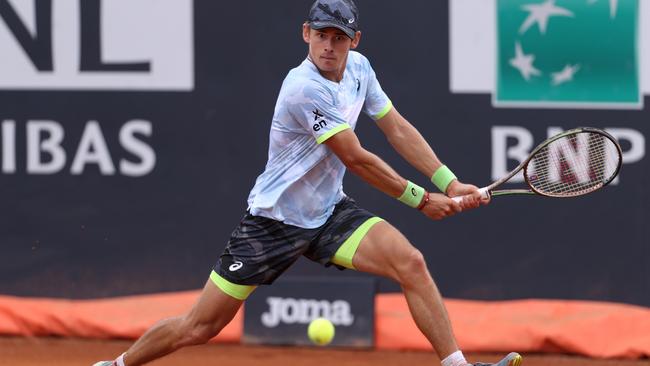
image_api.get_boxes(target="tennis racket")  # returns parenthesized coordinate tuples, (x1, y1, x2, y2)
(452, 127, 622, 202)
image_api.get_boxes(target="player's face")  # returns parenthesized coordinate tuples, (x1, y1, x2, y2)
(303, 25, 361, 81)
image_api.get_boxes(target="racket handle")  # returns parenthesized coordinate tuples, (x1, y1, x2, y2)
(451, 187, 490, 203)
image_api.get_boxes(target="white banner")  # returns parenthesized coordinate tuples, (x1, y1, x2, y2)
(0, 0, 193, 90)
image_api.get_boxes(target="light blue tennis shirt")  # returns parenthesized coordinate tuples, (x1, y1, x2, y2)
(247, 51, 392, 229)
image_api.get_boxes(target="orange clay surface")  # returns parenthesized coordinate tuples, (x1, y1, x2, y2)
(1, 337, 648, 366)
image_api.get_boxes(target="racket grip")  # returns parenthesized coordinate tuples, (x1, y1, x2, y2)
(451, 187, 490, 203)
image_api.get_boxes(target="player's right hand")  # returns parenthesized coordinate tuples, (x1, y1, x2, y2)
(446, 180, 488, 209)
(419, 193, 462, 220)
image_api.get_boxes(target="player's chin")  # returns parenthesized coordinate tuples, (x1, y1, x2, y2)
(318, 58, 338, 68)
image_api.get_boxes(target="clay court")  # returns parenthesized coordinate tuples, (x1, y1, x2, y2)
(1, 292, 649, 366)
(3, 337, 649, 366)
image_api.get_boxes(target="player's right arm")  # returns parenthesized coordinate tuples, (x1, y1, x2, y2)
(323, 128, 461, 220)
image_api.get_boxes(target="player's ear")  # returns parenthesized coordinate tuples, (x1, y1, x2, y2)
(302, 23, 311, 44)
(350, 31, 361, 49)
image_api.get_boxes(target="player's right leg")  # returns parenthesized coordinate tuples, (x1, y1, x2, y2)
(93, 278, 244, 366)
(123, 277, 244, 366)
(94, 210, 315, 366)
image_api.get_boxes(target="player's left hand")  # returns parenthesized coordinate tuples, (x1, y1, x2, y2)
(445, 180, 489, 210)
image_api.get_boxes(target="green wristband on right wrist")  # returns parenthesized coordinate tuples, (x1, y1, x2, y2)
(397, 180, 426, 208)
(431, 165, 457, 193)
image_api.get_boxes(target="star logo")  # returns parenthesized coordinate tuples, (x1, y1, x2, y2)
(551, 64, 581, 86)
(509, 42, 541, 81)
(519, 0, 574, 35)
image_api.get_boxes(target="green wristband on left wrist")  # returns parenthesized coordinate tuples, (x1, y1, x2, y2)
(397, 180, 426, 208)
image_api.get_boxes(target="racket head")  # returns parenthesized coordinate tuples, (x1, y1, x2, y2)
(523, 127, 622, 198)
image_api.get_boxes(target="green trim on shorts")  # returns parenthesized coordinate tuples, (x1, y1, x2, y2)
(373, 100, 393, 120)
(209, 270, 256, 300)
(332, 217, 384, 270)
(316, 123, 351, 144)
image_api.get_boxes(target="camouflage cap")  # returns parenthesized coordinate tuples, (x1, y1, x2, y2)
(307, 0, 360, 39)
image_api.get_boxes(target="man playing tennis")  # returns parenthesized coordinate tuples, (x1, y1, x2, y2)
(94, 1, 522, 365)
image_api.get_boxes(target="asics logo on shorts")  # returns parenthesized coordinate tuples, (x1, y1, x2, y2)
(229, 261, 243, 271)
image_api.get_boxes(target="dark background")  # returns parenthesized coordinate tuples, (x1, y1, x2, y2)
(1, 1, 648, 306)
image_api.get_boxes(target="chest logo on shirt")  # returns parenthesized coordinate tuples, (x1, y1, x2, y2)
(312, 109, 328, 132)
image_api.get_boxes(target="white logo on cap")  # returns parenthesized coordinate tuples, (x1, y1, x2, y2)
(348, 18, 355, 24)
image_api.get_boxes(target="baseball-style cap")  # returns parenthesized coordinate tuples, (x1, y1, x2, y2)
(307, 0, 360, 39)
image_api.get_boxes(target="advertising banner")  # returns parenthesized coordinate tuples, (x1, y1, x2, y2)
(243, 277, 375, 347)
(1, 0, 647, 307)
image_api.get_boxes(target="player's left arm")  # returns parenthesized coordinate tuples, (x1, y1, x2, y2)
(375, 107, 483, 206)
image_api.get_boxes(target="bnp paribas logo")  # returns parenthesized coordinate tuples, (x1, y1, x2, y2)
(495, 0, 641, 109)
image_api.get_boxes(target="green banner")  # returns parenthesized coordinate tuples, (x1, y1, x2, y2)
(495, 0, 640, 109)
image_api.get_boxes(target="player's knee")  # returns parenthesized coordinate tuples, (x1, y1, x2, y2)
(396, 249, 429, 285)
(179, 317, 222, 346)
(185, 323, 220, 345)
(406, 249, 427, 274)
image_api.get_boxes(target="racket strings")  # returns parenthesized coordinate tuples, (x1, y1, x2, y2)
(525, 132, 620, 197)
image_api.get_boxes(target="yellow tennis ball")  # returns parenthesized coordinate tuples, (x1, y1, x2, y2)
(308, 317, 335, 346)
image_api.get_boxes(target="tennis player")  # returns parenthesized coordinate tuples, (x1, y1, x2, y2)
(94, 1, 522, 365)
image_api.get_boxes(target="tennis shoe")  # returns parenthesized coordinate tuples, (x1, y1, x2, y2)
(472, 352, 523, 366)
(91, 362, 116, 366)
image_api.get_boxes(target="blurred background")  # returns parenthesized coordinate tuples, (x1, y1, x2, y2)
(0, 0, 647, 337)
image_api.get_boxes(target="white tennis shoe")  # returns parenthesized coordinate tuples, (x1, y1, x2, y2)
(472, 352, 523, 366)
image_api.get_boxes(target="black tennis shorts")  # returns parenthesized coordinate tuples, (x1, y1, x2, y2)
(213, 197, 382, 288)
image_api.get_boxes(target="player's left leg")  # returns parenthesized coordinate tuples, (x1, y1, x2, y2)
(304, 197, 519, 365)
(302, 197, 460, 359)
(331, 219, 521, 366)
(336, 219, 461, 359)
